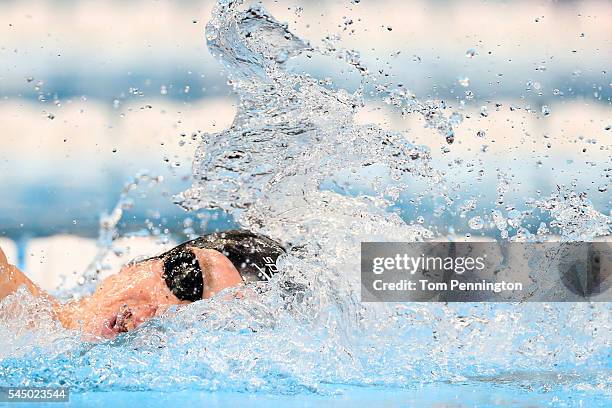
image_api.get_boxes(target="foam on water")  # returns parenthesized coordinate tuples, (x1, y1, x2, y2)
(0, 0, 610, 399)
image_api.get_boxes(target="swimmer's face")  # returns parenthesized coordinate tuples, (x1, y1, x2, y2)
(70, 248, 244, 339)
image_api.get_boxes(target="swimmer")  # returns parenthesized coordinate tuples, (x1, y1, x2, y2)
(0, 230, 285, 339)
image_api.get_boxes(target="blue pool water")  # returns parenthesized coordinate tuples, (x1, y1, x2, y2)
(1, 1, 610, 407)
(20, 381, 612, 408)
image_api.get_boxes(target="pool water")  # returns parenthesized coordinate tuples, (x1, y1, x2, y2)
(29, 380, 611, 408)
(1, 0, 610, 406)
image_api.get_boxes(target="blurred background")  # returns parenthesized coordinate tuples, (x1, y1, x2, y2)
(0, 0, 610, 289)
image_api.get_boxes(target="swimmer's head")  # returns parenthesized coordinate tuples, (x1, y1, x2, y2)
(75, 230, 285, 339)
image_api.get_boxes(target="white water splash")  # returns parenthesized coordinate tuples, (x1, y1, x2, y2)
(0, 0, 610, 397)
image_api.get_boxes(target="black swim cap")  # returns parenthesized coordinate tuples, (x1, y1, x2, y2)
(183, 230, 286, 283)
(156, 230, 286, 301)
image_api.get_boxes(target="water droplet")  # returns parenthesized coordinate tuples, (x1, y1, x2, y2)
(465, 90, 474, 100)
(450, 112, 463, 125)
(160, 85, 168, 95)
(507, 209, 521, 227)
(536, 222, 550, 235)
(465, 48, 477, 58)
(597, 185, 607, 193)
(468, 216, 484, 230)
(458, 77, 470, 87)
(445, 131, 455, 144)
(541, 105, 551, 116)
(275, 50, 289, 63)
(480, 106, 489, 117)
(477, 130, 486, 138)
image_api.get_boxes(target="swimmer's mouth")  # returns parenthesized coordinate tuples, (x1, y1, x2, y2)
(105, 306, 134, 335)
(101, 304, 158, 338)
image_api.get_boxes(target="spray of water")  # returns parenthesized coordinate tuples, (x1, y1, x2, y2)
(0, 0, 610, 396)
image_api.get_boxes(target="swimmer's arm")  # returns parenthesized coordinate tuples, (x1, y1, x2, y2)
(0, 246, 58, 306)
